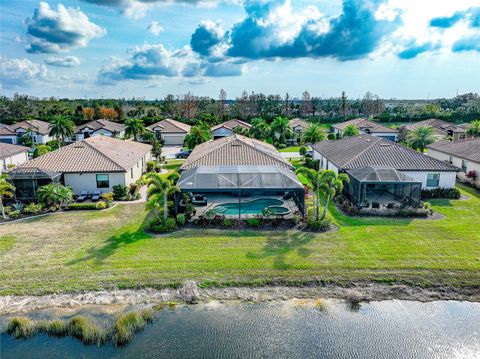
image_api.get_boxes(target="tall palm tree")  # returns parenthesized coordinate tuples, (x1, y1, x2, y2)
(233, 126, 251, 137)
(342, 124, 360, 137)
(184, 125, 211, 149)
(48, 116, 75, 145)
(302, 123, 326, 144)
(250, 118, 271, 140)
(124, 118, 146, 140)
(0, 174, 15, 219)
(407, 126, 435, 152)
(295, 167, 322, 221)
(318, 170, 349, 220)
(146, 173, 173, 222)
(271, 116, 291, 146)
(466, 120, 480, 138)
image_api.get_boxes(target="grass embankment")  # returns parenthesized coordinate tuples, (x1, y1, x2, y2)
(0, 186, 479, 295)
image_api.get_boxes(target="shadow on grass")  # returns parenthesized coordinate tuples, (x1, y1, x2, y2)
(246, 232, 315, 270)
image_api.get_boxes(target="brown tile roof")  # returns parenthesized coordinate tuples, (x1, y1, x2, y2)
(403, 119, 465, 134)
(180, 134, 292, 170)
(211, 119, 252, 131)
(0, 143, 30, 158)
(332, 118, 398, 133)
(147, 119, 191, 133)
(311, 135, 458, 171)
(427, 138, 480, 163)
(289, 118, 310, 130)
(76, 119, 125, 134)
(18, 136, 151, 173)
(0, 126, 16, 136)
(10, 120, 51, 135)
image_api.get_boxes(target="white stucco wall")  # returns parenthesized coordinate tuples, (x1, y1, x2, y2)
(212, 127, 233, 138)
(64, 173, 127, 194)
(1, 151, 29, 171)
(427, 149, 480, 174)
(401, 171, 457, 189)
(313, 149, 339, 173)
(124, 152, 151, 186)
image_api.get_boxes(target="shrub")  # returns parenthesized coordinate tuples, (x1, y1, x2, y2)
(327, 133, 336, 140)
(299, 146, 307, 156)
(151, 217, 177, 233)
(128, 183, 139, 195)
(113, 185, 128, 200)
(11, 202, 24, 212)
(247, 217, 261, 227)
(101, 192, 114, 203)
(223, 218, 234, 227)
(176, 213, 186, 226)
(277, 143, 287, 149)
(306, 218, 331, 231)
(112, 310, 153, 346)
(421, 187, 461, 200)
(67, 316, 107, 345)
(6, 317, 34, 338)
(22, 202, 43, 214)
(5, 207, 20, 218)
(146, 160, 160, 173)
(67, 203, 98, 210)
(195, 214, 225, 226)
(96, 201, 107, 210)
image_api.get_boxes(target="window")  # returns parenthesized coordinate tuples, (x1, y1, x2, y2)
(131, 168, 134, 179)
(96, 174, 109, 188)
(426, 173, 440, 187)
(459, 134, 466, 140)
(462, 160, 468, 172)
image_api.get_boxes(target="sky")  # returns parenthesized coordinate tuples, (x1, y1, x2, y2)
(0, 0, 479, 99)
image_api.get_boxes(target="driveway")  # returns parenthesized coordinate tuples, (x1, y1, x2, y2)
(162, 145, 182, 159)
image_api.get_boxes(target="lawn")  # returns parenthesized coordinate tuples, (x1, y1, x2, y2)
(0, 185, 479, 295)
(278, 146, 302, 153)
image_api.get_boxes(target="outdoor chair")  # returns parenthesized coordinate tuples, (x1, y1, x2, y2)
(191, 195, 207, 206)
(77, 191, 88, 202)
(92, 190, 102, 202)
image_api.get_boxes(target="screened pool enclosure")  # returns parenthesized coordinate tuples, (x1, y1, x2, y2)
(345, 166, 422, 208)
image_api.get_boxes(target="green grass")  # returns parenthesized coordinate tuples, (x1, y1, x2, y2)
(278, 146, 302, 153)
(0, 235, 15, 255)
(0, 186, 479, 295)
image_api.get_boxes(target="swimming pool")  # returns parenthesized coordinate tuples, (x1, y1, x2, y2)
(213, 198, 284, 216)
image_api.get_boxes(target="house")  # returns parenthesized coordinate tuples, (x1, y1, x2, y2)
(74, 119, 125, 141)
(0, 120, 53, 145)
(331, 118, 398, 141)
(311, 135, 459, 207)
(289, 118, 310, 133)
(211, 119, 252, 139)
(10, 136, 151, 199)
(147, 119, 191, 145)
(177, 135, 305, 217)
(400, 119, 467, 142)
(427, 138, 480, 174)
(0, 143, 29, 172)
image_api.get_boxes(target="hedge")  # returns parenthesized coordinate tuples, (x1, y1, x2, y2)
(421, 187, 461, 200)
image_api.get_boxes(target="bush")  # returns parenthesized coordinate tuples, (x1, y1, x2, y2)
(67, 203, 99, 210)
(151, 218, 177, 233)
(6, 317, 34, 338)
(101, 192, 114, 203)
(247, 217, 261, 227)
(195, 214, 225, 226)
(22, 202, 43, 214)
(128, 183, 139, 195)
(306, 218, 331, 231)
(223, 218, 234, 227)
(421, 187, 461, 199)
(277, 143, 287, 149)
(96, 201, 107, 210)
(176, 213, 186, 226)
(5, 207, 20, 218)
(327, 133, 336, 140)
(146, 160, 161, 173)
(12, 202, 24, 212)
(113, 185, 128, 200)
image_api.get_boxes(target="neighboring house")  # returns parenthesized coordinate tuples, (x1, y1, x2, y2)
(211, 119, 252, 139)
(10, 136, 151, 199)
(0, 120, 53, 145)
(427, 138, 480, 174)
(312, 135, 459, 193)
(400, 119, 467, 142)
(0, 143, 29, 172)
(289, 118, 310, 133)
(147, 119, 191, 145)
(331, 118, 398, 141)
(74, 119, 125, 141)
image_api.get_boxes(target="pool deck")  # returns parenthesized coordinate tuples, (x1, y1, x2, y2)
(193, 194, 299, 219)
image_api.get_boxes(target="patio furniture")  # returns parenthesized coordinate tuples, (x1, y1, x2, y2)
(92, 190, 102, 202)
(77, 191, 88, 202)
(191, 194, 207, 206)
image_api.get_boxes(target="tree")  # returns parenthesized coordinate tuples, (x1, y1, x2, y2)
(83, 107, 94, 121)
(124, 118, 145, 140)
(184, 125, 211, 149)
(466, 120, 480, 137)
(250, 117, 271, 140)
(151, 139, 163, 160)
(302, 124, 325, 144)
(48, 116, 75, 144)
(341, 91, 347, 118)
(342, 124, 360, 137)
(0, 174, 15, 219)
(300, 91, 313, 117)
(407, 126, 435, 152)
(318, 170, 349, 220)
(99, 107, 118, 120)
(233, 126, 251, 137)
(271, 116, 291, 146)
(146, 173, 173, 222)
(33, 144, 51, 158)
(295, 168, 323, 221)
(218, 89, 227, 120)
(36, 183, 73, 209)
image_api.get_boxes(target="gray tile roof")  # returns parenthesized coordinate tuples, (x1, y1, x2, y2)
(403, 119, 465, 134)
(311, 135, 459, 171)
(0, 143, 30, 158)
(289, 118, 310, 130)
(76, 119, 125, 134)
(427, 138, 480, 163)
(147, 119, 191, 133)
(211, 119, 252, 131)
(0, 120, 51, 136)
(332, 118, 398, 133)
(180, 134, 292, 170)
(18, 136, 151, 173)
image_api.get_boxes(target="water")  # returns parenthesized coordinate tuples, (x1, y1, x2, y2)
(1, 300, 479, 359)
(213, 198, 284, 215)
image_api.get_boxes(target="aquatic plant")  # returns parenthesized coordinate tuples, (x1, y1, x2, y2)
(6, 317, 34, 338)
(36, 319, 68, 336)
(67, 316, 108, 345)
(154, 301, 177, 311)
(314, 298, 328, 311)
(112, 310, 154, 346)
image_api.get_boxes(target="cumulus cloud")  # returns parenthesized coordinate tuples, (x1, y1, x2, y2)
(397, 42, 438, 59)
(147, 21, 164, 36)
(452, 35, 480, 52)
(0, 57, 48, 88)
(45, 56, 81, 67)
(190, 20, 224, 56)
(25, 2, 106, 53)
(429, 7, 480, 28)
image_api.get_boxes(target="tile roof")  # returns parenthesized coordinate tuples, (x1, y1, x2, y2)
(76, 119, 125, 134)
(211, 119, 252, 131)
(403, 119, 465, 134)
(0, 126, 16, 136)
(331, 118, 398, 133)
(18, 136, 151, 173)
(180, 134, 292, 170)
(147, 119, 191, 133)
(311, 135, 459, 171)
(9, 120, 51, 135)
(427, 138, 480, 163)
(289, 118, 310, 130)
(0, 142, 30, 158)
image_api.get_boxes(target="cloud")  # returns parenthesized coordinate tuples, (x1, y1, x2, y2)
(452, 35, 480, 52)
(190, 20, 223, 56)
(45, 56, 81, 67)
(147, 21, 164, 36)
(429, 12, 463, 28)
(397, 42, 437, 59)
(0, 57, 48, 88)
(25, 2, 106, 53)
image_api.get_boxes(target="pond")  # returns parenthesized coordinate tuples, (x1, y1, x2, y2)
(1, 300, 479, 359)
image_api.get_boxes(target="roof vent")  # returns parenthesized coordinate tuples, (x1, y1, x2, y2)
(366, 139, 370, 142)
(379, 143, 392, 146)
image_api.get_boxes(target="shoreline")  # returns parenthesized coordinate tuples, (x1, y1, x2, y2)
(1, 283, 479, 315)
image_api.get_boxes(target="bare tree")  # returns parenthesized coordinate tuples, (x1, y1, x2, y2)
(300, 90, 313, 117)
(218, 89, 227, 120)
(341, 91, 347, 118)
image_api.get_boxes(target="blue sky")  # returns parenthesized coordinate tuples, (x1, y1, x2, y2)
(0, 0, 479, 99)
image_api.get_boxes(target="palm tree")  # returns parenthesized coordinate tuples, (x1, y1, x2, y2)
(0, 174, 15, 219)
(184, 125, 211, 149)
(302, 124, 325, 144)
(146, 172, 173, 222)
(124, 118, 146, 140)
(250, 118, 271, 140)
(48, 116, 75, 145)
(295, 168, 323, 221)
(36, 183, 73, 209)
(342, 124, 360, 137)
(407, 126, 435, 152)
(271, 116, 291, 146)
(318, 170, 349, 220)
(233, 126, 250, 137)
(466, 120, 480, 138)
